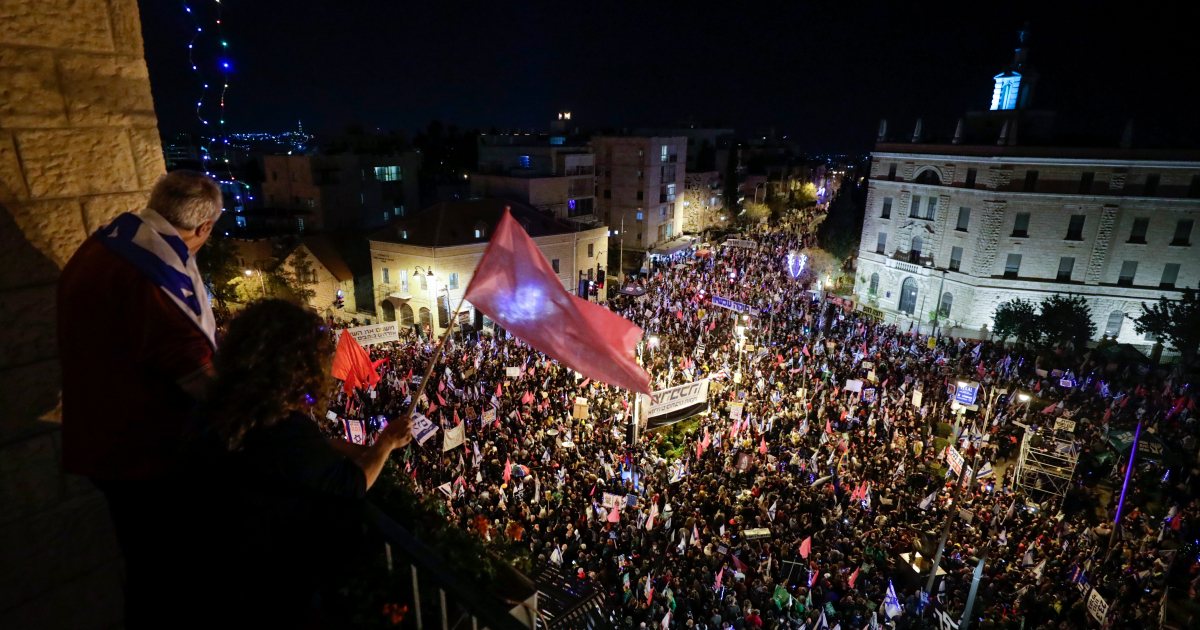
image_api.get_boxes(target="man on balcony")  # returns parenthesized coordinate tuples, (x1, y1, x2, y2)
(57, 170, 222, 628)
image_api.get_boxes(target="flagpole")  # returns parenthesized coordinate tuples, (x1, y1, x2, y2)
(404, 297, 468, 422)
(1109, 421, 1141, 548)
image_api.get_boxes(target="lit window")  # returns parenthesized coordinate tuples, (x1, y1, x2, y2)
(518, 155, 531, 168)
(297, 217, 305, 232)
(401, 270, 408, 293)
(383, 211, 389, 221)
(636, 212, 643, 220)
(235, 216, 246, 227)
(374, 166, 400, 181)
(308, 198, 314, 207)
(400, 230, 408, 240)
(448, 273, 459, 290)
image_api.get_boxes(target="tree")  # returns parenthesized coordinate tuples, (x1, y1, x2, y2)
(277, 248, 319, 308)
(992, 298, 1040, 343)
(196, 231, 242, 308)
(816, 182, 864, 261)
(1135, 286, 1200, 368)
(740, 201, 770, 224)
(1038, 293, 1096, 351)
(791, 182, 818, 209)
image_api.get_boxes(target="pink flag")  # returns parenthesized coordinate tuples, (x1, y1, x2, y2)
(521, 391, 534, 405)
(848, 566, 860, 588)
(1041, 401, 1058, 414)
(463, 210, 651, 394)
(714, 567, 724, 589)
(759, 437, 768, 455)
(608, 507, 620, 523)
(504, 458, 512, 483)
(799, 536, 812, 559)
(702, 427, 711, 449)
(496, 382, 503, 397)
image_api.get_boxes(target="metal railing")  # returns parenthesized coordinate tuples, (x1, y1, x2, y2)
(365, 503, 534, 630)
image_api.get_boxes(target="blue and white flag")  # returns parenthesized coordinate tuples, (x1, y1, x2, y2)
(918, 490, 937, 510)
(96, 210, 216, 347)
(883, 581, 903, 619)
(998, 528, 1007, 545)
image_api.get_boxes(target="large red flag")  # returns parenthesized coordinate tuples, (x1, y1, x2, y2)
(463, 210, 651, 394)
(332, 330, 380, 393)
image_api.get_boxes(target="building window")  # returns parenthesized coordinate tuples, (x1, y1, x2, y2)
(1117, 260, 1138, 286)
(1079, 172, 1095, 194)
(603, 189, 611, 199)
(949, 246, 963, 271)
(1143, 174, 1160, 197)
(636, 212, 644, 221)
(637, 190, 644, 201)
(518, 155, 531, 169)
(964, 168, 977, 189)
(638, 170, 643, 180)
(1189, 174, 1200, 199)
(938, 292, 953, 318)
(898, 277, 918, 314)
(474, 221, 487, 239)
(396, 205, 405, 217)
(924, 196, 937, 220)
(661, 145, 668, 162)
(909, 236, 923, 263)
(1172, 219, 1193, 246)
(271, 171, 278, 181)
(956, 207, 970, 231)
(1160, 263, 1180, 289)
(887, 164, 897, 181)
(636, 233, 642, 241)
(1023, 170, 1039, 192)
(374, 166, 400, 181)
(1104, 311, 1124, 338)
(552, 259, 560, 274)
(881, 197, 892, 219)
(400, 230, 408, 240)
(1004, 254, 1022, 278)
(382, 267, 390, 284)
(869, 273, 879, 294)
(1057, 257, 1075, 282)
(419, 272, 427, 291)
(400, 303, 414, 327)
(297, 217, 305, 232)
(448, 272, 459, 290)
(1012, 213, 1030, 238)
(401, 270, 408, 293)
(1066, 214, 1086, 240)
(418, 307, 431, 328)
(915, 169, 941, 185)
(909, 195, 922, 218)
(1128, 218, 1149, 243)
(588, 244, 594, 257)
(876, 232, 887, 254)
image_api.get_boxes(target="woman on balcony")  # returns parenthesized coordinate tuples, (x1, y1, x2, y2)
(180, 299, 412, 627)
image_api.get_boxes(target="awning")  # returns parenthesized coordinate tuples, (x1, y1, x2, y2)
(650, 237, 695, 256)
(384, 292, 414, 308)
(618, 285, 647, 297)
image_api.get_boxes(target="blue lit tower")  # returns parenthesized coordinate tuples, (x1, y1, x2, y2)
(990, 25, 1038, 110)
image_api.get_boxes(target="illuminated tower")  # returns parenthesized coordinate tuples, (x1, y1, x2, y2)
(990, 25, 1038, 110)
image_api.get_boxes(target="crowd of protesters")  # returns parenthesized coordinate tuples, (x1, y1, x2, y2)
(319, 206, 1200, 630)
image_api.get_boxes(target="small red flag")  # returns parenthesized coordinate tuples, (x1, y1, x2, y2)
(799, 536, 812, 559)
(463, 210, 650, 394)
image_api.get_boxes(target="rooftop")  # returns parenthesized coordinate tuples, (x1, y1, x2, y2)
(369, 199, 580, 248)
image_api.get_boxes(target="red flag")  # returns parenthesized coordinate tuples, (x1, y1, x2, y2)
(702, 427, 711, 449)
(1041, 401, 1057, 415)
(463, 210, 650, 394)
(438, 379, 446, 392)
(372, 357, 389, 370)
(799, 536, 811, 559)
(496, 382, 502, 397)
(504, 458, 512, 483)
(759, 437, 768, 454)
(331, 330, 381, 394)
(708, 320, 717, 332)
(848, 566, 860, 589)
(731, 554, 748, 573)
(802, 345, 811, 358)
(437, 392, 447, 406)
(521, 391, 534, 405)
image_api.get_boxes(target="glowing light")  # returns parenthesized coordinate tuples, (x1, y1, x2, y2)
(786, 252, 808, 278)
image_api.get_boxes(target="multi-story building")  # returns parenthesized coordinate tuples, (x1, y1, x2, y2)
(261, 152, 421, 232)
(854, 37, 1200, 353)
(469, 172, 595, 223)
(368, 199, 609, 335)
(591, 135, 689, 258)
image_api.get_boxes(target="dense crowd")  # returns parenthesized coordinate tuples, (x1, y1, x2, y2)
(327, 210, 1199, 630)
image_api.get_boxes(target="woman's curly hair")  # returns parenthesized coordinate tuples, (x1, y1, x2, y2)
(205, 299, 334, 450)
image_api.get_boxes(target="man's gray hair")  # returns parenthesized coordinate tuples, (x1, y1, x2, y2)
(148, 170, 224, 230)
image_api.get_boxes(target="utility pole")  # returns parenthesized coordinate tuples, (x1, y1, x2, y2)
(959, 545, 991, 630)
(619, 216, 625, 284)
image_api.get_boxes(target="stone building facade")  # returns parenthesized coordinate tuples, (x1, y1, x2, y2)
(591, 136, 688, 253)
(1, 0, 165, 626)
(855, 143, 1200, 351)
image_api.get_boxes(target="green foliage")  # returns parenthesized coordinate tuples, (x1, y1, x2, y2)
(1037, 293, 1096, 351)
(1135, 285, 1200, 368)
(934, 422, 953, 438)
(740, 201, 771, 224)
(816, 183, 864, 261)
(655, 417, 701, 461)
(791, 183, 818, 208)
(278, 248, 319, 307)
(196, 232, 242, 308)
(992, 298, 1040, 343)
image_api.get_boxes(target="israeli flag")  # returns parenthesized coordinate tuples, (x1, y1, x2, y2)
(918, 490, 937, 510)
(883, 581, 903, 619)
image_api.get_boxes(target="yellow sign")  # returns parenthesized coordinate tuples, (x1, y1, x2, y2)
(927, 337, 937, 349)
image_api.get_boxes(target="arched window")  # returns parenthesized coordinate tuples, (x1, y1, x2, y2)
(869, 272, 880, 294)
(380, 300, 396, 322)
(909, 236, 923, 263)
(898, 277, 918, 314)
(399, 303, 414, 327)
(473, 221, 488, 239)
(915, 169, 942, 185)
(1104, 311, 1124, 338)
(418, 307, 432, 328)
(938, 292, 953, 318)
(418, 272, 428, 291)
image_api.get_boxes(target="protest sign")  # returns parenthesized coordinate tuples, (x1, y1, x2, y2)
(506, 367, 520, 378)
(345, 322, 400, 346)
(412, 413, 439, 446)
(443, 422, 465, 451)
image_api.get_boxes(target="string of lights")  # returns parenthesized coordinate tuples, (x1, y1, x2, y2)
(182, 1, 233, 181)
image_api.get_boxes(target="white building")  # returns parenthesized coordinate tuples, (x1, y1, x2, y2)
(854, 35, 1200, 352)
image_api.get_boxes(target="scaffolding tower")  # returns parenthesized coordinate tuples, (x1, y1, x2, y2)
(1013, 426, 1079, 507)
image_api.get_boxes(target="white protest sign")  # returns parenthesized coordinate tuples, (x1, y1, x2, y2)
(947, 446, 965, 476)
(844, 379, 863, 393)
(729, 403, 744, 421)
(346, 322, 400, 346)
(602, 492, 624, 509)
(1086, 588, 1109, 622)
(912, 390, 923, 407)
(443, 422, 465, 451)
(506, 367, 520, 378)
(1054, 418, 1076, 432)
(482, 408, 496, 425)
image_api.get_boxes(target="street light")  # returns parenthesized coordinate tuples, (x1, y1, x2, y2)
(244, 268, 266, 298)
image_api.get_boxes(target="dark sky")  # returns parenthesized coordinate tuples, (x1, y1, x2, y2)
(139, 0, 1198, 153)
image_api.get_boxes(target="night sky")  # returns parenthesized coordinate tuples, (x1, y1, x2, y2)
(139, 0, 1199, 153)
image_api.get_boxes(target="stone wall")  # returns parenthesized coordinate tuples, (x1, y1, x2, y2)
(1, 0, 164, 626)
